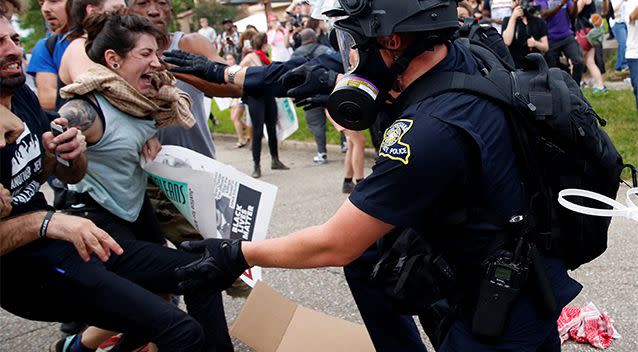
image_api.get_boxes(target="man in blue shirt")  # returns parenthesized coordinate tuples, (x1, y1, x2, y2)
(26, 0, 71, 111)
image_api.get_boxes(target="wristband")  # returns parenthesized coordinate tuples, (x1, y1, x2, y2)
(39, 210, 55, 238)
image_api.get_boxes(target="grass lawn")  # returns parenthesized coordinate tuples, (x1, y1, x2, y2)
(209, 91, 636, 177)
(582, 89, 638, 180)
(209, 99, 372, 148)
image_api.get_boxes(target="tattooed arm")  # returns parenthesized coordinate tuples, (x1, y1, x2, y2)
(41, 99, 101, 183)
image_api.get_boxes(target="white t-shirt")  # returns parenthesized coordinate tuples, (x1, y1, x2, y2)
(626, 0, 638, 59)
(490, 0, 513, 33)
(267, 28, 291, 62)
(198, 27, 217, 43)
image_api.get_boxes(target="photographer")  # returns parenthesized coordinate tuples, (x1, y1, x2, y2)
(267, 14, 292, 61)
(502, 0, 549, 68)
(217, 18, 239, 62)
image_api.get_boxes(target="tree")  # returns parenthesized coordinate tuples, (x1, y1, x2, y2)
(19, 0, 46, 52)
(190, 1, 239, 33)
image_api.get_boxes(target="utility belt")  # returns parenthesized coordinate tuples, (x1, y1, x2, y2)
(369, 214, 557, 346)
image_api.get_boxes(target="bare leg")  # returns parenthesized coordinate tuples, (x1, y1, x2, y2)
(346, 130, 366, 180)
(585, 48, 605, 89)
(81, 327, 118, 349)
(344, 133, 354, 179)
(230, 104, 246, 144)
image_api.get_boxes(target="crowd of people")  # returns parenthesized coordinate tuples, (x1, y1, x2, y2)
(0, 0, 635, 350)
(459, 0, 637, 103)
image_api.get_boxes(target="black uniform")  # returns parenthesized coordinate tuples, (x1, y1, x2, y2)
(348, 42, 582, 351)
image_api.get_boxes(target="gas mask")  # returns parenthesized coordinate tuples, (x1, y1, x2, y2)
(326, 24, 397, 131)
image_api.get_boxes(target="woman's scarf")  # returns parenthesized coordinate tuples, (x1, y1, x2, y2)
(253, 49, 271, 65)
(60, 63, 195, 128)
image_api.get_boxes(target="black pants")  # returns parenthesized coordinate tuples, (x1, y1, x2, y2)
(545, 36, 585, 85)
(1, 237, 232, 352)
(244, 94, 279, 165)
(344, 247, 428, 352)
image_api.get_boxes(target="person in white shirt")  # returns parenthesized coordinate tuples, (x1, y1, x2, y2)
(267, 14, 291, 62)
(611, 0, 629, 71)
(484, 0, 513, 32)
(625, 0, 638, 110)
(198, 17, 217, 50)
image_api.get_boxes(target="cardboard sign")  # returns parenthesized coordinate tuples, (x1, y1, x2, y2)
(231, 282, 375, 352)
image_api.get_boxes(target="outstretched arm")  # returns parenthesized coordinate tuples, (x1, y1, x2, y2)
(242, 200, 394, 268)
(0, 211, 122, 261)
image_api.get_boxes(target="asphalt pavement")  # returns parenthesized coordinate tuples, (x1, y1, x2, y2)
(0, 135, 635, 351)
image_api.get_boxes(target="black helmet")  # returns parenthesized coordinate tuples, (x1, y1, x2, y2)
(327, 0, 459, 39)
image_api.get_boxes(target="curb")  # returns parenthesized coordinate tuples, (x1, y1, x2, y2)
(212, 132, 378, 158)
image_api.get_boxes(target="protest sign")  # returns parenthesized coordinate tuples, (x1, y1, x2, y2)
(214, 97, 233, 111)
(142, 146, 278, 286)
(264, 98, 299, 142)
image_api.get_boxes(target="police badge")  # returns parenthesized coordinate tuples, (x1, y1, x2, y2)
(379, 119, 413, 165)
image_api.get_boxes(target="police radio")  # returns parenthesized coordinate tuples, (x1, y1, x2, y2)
(472, 251, 527, 338)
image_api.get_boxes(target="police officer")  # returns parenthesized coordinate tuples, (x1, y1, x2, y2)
(170, 0, 582, 349)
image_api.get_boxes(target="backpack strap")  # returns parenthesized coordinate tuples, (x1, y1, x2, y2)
(394, 70, 510, 114)
(45, 34, 58, 57)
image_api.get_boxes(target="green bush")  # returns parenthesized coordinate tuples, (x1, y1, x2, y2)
(210, 90, 637, 178)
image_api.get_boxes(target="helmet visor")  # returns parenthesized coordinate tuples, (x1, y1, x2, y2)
(335, 28, 360, 74)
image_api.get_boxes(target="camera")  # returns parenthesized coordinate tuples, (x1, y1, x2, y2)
(290, 13, 303, 27)
(521, 0, 541, 15)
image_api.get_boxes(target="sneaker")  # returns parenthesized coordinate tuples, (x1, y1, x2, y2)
(340, 142, 348, 153)
(50, 335, 76, 352)
(592, 86, 608, 95)
(313, 153, 327, 164)
(225, 278, 253, 298)
(271, 158, 289, 170)
(60, 321, 86, 335)
(342, 181, 355, 194)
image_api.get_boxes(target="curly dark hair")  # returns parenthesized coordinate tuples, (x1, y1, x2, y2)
(84, 11, 168, 66)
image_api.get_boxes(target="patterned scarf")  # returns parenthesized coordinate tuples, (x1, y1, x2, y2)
(60, 63, 195, 128)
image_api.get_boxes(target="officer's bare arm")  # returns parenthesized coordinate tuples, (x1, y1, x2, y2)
(242, 200, 394, 268)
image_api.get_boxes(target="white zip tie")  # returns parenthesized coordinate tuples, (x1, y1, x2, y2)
(558, 188, 638, 222)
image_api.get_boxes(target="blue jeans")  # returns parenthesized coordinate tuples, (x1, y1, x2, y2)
(612, 23, 628, 71)
(628, 58, 638, 111)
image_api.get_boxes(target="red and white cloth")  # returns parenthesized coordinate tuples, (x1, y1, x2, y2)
(557, 302, 621, 349)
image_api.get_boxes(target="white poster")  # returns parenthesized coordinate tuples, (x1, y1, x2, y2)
(142, 146, 278, 286)
(214, 97, 233, 112)
(264, 98, 299, 142)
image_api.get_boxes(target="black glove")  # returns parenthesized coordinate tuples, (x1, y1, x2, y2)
(294, 95, 330, 110)
(280, 64, 338, 98)
(175, 238, 250, 292)
(163, 50, 228, 84)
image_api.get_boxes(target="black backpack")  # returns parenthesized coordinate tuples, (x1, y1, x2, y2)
(395, 41, 626, 270)
(458, 18, 516, 69)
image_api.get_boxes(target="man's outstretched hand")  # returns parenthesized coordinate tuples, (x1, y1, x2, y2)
(175, 238, 250, 292)
(163, 50, 228, 84)
(280, 64, 338, 98)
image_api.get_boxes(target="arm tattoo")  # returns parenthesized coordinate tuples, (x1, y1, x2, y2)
(58, 99, 99, 132)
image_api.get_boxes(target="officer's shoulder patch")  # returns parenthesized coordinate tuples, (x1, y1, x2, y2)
(379, 119, 413, 165)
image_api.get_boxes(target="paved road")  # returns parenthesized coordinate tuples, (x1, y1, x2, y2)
(1, 136, 635, 351)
